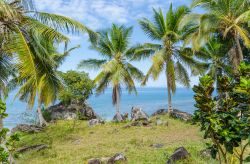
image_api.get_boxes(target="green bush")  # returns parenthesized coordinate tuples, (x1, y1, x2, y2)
(58, 71, 95, 105)
(193, 62, 250, 164)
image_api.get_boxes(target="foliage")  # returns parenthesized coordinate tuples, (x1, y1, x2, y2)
(78, 24, 144, 114)
(58, 71, 94, 105)
(0, 0, 94, 109)
(0, 100, 20, 163)
(193, 62, 250, 164)
(181, 0, 250, 67)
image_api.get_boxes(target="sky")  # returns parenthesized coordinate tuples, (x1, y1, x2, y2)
(33, 0, 200, 87)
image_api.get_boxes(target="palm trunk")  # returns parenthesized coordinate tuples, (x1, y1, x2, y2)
(234, 34, 244, 67)
(113, 86, 123, 122)
(37, 106, 48, 127)
(167, 74, 172, 114)
(116, 87, 120, 114)
(0, 93, 3, 129)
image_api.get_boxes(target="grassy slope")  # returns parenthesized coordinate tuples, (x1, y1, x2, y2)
(16, 115, 217, 164)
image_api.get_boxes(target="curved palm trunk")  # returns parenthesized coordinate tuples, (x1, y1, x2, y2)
(0, 93, 3, 129)
(234, 34, 244, 68)
(37, 105, 48, 127)
(234, 35, 244, 62)
(167, 73, 172, 114)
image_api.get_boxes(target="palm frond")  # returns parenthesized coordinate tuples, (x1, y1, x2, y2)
(78, 59, 107, 70)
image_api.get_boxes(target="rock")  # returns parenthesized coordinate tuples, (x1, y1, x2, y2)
(131, 120, 150, 127)
(11, 124, 43, 133)
(47, 103, 98, 121)
(151, 109, 168, 116)
(121, 113, 129, 121)
(16, 144, 48, 153)
(131, 107, 149, 121)
(155, 118, 168, 126)
(100, 157, 110, 163)
(88, 119, 105, 127)
(169, 109, 192, 122)
(150, 144, 164, 149)
(167, 147, 190, 164)
(112, 113, 124, 122)
(87, 158, 101, 164)
(108, 153, 127, 164)
(200, 148, 212, 158)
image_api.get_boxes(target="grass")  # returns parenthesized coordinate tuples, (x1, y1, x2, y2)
(16, 115, 218, 164)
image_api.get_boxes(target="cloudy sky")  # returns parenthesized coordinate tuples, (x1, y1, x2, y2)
(33, 0, 200, 87)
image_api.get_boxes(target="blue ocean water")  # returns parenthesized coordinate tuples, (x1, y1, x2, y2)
(4, 88, 195, 128)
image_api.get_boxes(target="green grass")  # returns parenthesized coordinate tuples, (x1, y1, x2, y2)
(16, 115, 218, 164)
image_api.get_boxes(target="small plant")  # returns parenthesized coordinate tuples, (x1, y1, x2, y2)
(193, 62, 250, 164)
(0, 100, 20, 163)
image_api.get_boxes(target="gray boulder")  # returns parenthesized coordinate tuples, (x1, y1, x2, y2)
(88, 119, 105, 127)
(200, 148, 212, 158)
(167, 147, 190, 164)
(11, 124, 43, 133)
(46, 103, 98, 121)
(88, 158, 101, 164)
(169, 109, 192, 122)
(112, 113, 124, 122)
(151, 109, 167, 116)
(131, 107, 149, 121)
(107, 153, 127, 164)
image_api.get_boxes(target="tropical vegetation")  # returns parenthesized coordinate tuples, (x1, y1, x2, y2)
(0, 0, 249, 163)
(193, 62, 250, 164)
(58, 71, 94, 105)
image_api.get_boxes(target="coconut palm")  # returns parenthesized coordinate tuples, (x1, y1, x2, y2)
(194, 38, 233, 86)
(78, 24, 144, 121)
(180, 0, 250, 68)
(137, 5, 205, 113)
(0, 0, 93, 126)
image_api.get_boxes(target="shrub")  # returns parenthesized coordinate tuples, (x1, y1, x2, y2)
(58, 71, 95, 105)
(193, 62, 250, 164)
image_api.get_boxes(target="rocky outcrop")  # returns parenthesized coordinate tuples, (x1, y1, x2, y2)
(88, 119, 105, 127)
(88, 158, 101, 164)
(16, 144, 48, 153)
(87, 153, 127, 164)
(46, 103, 98, 121)
(169, 109, 192, 122)
(200, 148, 212, 158)
(151, 109, 168, 116)
(11, 124, 44, 133)
(107, 153, 127, 164)
(131, 107, 149, 121)
(167, 147, 190, 164)
(112, 113, 129, 122)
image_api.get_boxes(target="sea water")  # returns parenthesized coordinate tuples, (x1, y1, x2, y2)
(4, 88, 195, 129)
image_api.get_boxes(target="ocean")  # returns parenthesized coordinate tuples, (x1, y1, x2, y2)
(4, 88, 195, 129)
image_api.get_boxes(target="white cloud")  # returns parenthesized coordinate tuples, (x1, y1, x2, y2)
(33, 0, 179, 29)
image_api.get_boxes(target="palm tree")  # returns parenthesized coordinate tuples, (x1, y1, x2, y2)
(78, 24, 144, 121)
(180, 0, 250, 68)
(0, 0, 93, 126)
(194, 38, 232, 86)
(137, 5, 205, 113)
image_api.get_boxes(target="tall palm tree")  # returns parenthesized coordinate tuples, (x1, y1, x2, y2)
(78, 24, 144, 121)
(180, 0, 250, 68)
(137, 5, 205, 113)
(0, 0, 93, 126)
